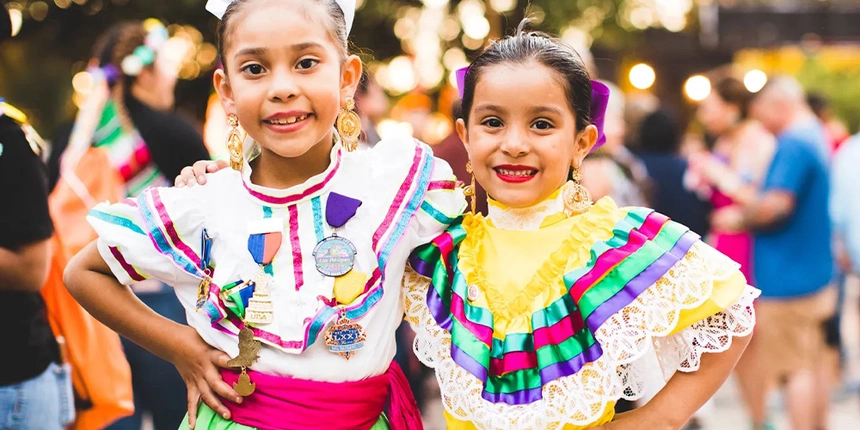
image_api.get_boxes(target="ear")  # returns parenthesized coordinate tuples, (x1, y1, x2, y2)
(456, 118, 469, 145)
(340, 55, 363, 102)
(213, 68, 236, 116)
(571, 124, 598, 166)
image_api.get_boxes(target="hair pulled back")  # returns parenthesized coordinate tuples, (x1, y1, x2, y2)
(91, 21, 150, 129)
(713, 76, 753, 120)
(216, 0, 349, 67)
(460, 18, 593, 132)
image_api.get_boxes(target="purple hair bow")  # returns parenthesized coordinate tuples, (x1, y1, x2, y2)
(455, 66, 609, 150)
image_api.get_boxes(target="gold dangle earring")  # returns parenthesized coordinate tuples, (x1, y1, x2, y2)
(226, 114, 244, 171)
(563, 164, 592, 216)
(464, 161, 477, 213)
(336, 97, 361, 152)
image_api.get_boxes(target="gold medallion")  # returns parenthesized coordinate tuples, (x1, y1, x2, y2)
(233, 368, 256, 397)
(195, 276, 211, 311)
(226, 327, 261, 369)
(245, 271, 274, 325)
(324, 315, 366, 360)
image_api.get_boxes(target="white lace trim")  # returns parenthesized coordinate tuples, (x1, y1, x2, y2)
(486, 183, 568, 231)
(403, 241, 759, 429)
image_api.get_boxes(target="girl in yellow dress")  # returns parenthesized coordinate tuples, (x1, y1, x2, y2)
(402, 22, 758, 429)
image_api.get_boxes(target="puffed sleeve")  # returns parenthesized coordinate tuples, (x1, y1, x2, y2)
(410, 152, 467, 247)
(87, 185, 207, 287)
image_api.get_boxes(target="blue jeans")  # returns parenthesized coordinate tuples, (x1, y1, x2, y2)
(0, 363, 75, 430)
(108, 289, 187, 430)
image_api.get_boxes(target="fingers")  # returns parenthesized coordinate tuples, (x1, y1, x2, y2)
(175, 166, 197, 188)
(187, 387, 200, 430)
(198, 382, 231, 421)
(207, 369, 242, 404)
(210, 159, 229, 172)
(192, 161, 213, 185)
(208, 350, 242, 403)
(210, 349, 232, 368)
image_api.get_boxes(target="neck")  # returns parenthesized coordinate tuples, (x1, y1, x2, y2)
(249, 132, 335, 190)
(487, 182, 570, 230)
(130, 83, 171, 111)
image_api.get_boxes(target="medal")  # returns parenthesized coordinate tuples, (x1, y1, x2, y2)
(245, 218, 282, 325)
(313, 235, 357, 277)
(324, 311, 366, 360)
(226, 327, 260, 397)
(226, 327, 260, 368)
(314, 193, 362, 277)
(245, 269, 274, 325)
(234, 369, 256, 397)
(196, 229, 214, 311)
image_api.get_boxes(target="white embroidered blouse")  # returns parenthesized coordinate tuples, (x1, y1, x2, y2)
(88, 136, 465, 381)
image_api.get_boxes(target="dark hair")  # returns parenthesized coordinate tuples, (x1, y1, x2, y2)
(713, 76, 753, 119)
(460, 19, 592, 132)
(806, 93, 828, 118)
(217, 0, 348, 68)
(92, 22, 148, 87)
(356, 70, 371, 96)
(91, 22, 150, 129)
(639, 110, 680, 154)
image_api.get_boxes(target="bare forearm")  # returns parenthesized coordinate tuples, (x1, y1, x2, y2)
(631, 334, 752, 429)
(64, 242, 189, 363)
(743, 201, 787, 231)
(0, 239, 51, 292)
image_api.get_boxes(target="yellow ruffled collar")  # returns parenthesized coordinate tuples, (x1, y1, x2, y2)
(486, 182, 573, 230)
(461, 197, 619, 321)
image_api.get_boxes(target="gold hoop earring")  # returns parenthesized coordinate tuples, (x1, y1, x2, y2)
(563, 165, 592, 216)
(336, 97, 361, 152)
(464, 161, 477, 213)
(226, 114, 244, 171)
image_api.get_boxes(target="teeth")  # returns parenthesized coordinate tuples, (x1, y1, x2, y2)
(498, 169, 534, 177)
(268, 114, 308, 125)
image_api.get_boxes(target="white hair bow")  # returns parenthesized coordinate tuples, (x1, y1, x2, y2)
(205, 0, 355, 34)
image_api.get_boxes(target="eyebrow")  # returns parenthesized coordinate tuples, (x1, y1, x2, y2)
(291, 42, 325, 52)
(528, 106, 564, 116)
(233, 42, 325, 60)
(234, 47, 268, 59)
(472, 104, 506, 114)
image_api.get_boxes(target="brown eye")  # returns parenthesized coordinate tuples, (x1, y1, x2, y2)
(297, 59, 319, 70)
(532, 120, 553, 130)
(242, 64, 265, 75)
(482, 118, 503, 128)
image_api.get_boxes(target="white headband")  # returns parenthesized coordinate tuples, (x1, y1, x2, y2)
(205, 0, 355, 34)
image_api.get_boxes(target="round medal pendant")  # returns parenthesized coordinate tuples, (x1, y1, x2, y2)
(313, 236, 357, 277)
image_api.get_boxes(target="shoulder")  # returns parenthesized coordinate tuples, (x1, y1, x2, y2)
(129, 101, 201, 141)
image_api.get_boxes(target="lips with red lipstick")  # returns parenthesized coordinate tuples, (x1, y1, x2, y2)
(493, 164, 538, 183)
(262, 111, 313, 133)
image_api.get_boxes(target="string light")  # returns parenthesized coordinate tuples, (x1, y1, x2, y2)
(629, 63, 656, 90)
(684, 75, 711, 101)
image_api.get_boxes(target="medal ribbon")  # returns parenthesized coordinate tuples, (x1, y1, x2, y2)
(326, 192, 362, 229)
(201, 228, 213, 274)
(248, 231, 282, 266)
(220, 280, 256, 319)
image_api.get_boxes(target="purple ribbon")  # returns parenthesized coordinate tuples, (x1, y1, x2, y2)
(455, 66, 609, 150)
(326, 192, 362, 228)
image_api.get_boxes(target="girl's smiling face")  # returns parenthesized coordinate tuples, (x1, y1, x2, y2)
(214, 0, 361, 160)
(458, 62, 597, 209)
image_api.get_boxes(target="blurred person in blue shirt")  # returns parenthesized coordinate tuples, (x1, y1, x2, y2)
(710, 76, 836, 430)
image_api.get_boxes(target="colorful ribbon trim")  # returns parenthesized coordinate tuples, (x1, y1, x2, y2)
(304, 143, 435, 348)
(409, 208, 702, 405)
